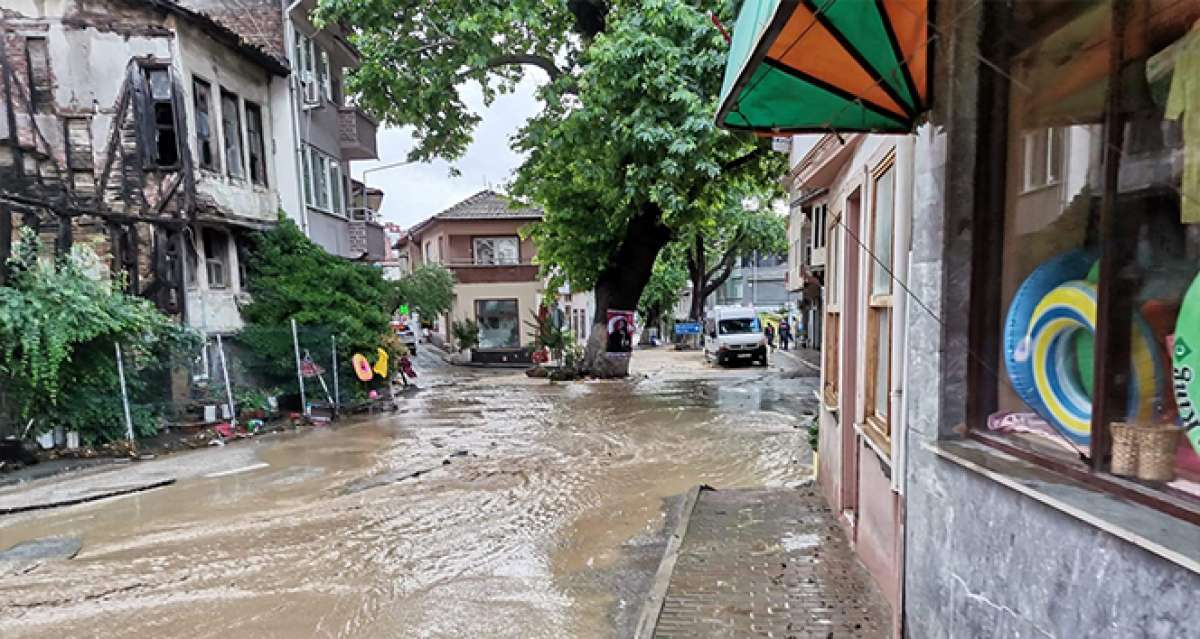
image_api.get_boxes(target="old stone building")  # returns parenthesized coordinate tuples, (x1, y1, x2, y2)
(0, 0, 288, 335)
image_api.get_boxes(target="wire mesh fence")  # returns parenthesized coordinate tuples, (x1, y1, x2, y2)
(1, 320, 408, 454)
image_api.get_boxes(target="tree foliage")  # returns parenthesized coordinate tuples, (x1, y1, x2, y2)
(684, 199, 788, 319)
(238, 219, 396, 393)
(638, 243, 688, 321)
(0, 230, 195, 442)
(320, 0, 784, 373)
(392, 264, 455, 320)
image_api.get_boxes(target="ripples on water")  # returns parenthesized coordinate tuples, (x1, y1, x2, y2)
(0, 359, 817, 638)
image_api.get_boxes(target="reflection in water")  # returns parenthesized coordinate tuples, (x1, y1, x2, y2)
(0, 356, 816, 638)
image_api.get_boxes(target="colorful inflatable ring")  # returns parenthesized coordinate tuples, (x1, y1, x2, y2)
(352, 353, 374, 381)
(1172, 273, 1200, 456)
(1004, 250, 1095, 421)
(1027, 281, 1161, 445)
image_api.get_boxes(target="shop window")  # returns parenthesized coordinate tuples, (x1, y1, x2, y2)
(976, 0, 1200, 509)
(473, 237, 520, 265)
(142, 67, 179, 168)
(193, 78, 217, 171)
(25, 37, 51, 111)
(220, 89, 243, 179)
(245, 102, 266, 186)
(475, 299, 520, 349)
(202, 228, 228, 289)
(824, 212, 841, 407)
(864, 160, 896, 450)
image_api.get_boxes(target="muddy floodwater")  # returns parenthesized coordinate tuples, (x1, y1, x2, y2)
(0, 350, 816, 638)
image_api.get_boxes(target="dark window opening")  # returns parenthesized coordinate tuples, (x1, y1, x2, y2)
(220, 89, 244, 179)
(194, 78, 216, 171)
(25, 37, 51, 111)
(142, 67, 180, 168)
(245, 101, 266, 186)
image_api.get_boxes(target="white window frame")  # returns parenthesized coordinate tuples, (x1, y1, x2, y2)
(472, 236, 520, 265)
(1021, 127, 1064, 192)
(296, 33, 320, 105)
(302, 145, 345, 215)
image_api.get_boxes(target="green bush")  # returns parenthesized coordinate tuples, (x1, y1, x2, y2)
(451, 319, 479, 352)
(238, 218, 397, 396)
(0, 230, 196, 443)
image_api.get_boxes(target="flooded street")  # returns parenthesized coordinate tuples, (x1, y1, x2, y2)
(0, 349, 816, 638)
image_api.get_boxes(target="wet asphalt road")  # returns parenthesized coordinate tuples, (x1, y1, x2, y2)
(0, 348, 816, 638)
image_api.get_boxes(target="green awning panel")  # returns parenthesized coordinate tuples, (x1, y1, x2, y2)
(716, 0, 932, 134)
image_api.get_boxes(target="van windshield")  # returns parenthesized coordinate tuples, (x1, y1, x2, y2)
(718, 318, 760, 335)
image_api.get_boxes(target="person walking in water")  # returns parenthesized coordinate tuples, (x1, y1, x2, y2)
(779, 318, 792, 351)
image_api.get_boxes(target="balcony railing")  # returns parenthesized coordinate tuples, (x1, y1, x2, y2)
(338, 106, 378, 160)
(440, 259, 540, 284)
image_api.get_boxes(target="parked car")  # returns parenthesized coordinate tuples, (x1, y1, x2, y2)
(703, 306, 767, 366)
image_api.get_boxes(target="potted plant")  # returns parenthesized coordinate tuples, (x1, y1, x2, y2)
(451, 319, 480, 361)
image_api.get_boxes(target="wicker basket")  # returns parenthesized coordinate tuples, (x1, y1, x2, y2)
(1109, 422, 1140, 477)
(1135, 425, 1181, 482)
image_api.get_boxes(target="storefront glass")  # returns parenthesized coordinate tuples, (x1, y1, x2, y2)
(475, 299, 520, 349)
(988, 0, 1200, 503)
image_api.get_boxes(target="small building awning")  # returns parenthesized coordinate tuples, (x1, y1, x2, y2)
(716, 0, 931, 134)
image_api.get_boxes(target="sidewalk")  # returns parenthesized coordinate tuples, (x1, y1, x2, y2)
(642, 487, 891, 638)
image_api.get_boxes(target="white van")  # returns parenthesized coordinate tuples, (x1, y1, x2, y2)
(703, 306, 767, 366)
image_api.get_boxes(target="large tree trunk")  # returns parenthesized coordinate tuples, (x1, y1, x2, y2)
(687, 232, 705, 322)
(582, 204, 672, 377)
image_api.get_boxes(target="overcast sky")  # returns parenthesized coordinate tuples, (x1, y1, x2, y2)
(350, 76, 545, 230)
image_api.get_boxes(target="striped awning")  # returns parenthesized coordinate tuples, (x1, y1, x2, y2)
(716, 0, 931, 133)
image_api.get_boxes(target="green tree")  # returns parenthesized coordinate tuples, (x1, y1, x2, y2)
(239, 219, 396, 395)
(318, 0, 783, 375)
(0, 230, 195, 443)
(683, 200, 788, 320)
(392, 264, 455, 321)
(638, 244, 688, 342)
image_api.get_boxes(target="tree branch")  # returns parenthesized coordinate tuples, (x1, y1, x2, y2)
(487, 53, 565, 81)
(720, 145, 769, 174)
(704, 230, 744, 283)
(701, 233, 744, 298)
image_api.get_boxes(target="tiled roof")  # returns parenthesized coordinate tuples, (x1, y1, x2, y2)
(433, 190, 543, 220)
(407, 190, 542, 236)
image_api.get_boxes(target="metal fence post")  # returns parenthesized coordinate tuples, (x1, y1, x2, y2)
(291, 318, 307, 415)
(114, 342, 134, 442)
(331, 335, 339, 414)
(216, 334, 236, 426)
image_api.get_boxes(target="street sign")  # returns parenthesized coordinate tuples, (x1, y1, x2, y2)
(398, 304, 410, 315)
(674, 322, 702, 336)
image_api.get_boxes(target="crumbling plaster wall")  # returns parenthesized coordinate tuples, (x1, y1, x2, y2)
(176, 23, 279, 223)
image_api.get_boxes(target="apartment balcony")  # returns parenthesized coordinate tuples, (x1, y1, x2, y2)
(443, 259, 540, 284)
(338, 106, 378, 160)
(349, 218, 388, 261)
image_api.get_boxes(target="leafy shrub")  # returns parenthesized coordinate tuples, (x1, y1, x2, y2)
(392, 264, 454, 319)
(451, 319, 479, 352)
(0, 230, 196, 443)
(238, 218, 398, 397)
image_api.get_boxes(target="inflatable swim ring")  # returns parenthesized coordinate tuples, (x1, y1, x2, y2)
(352, 353, 374, 381)
(1172, 273, 1200, 456)
(1004, 250, 1095, 420)
(1027, 281, 1161, 445)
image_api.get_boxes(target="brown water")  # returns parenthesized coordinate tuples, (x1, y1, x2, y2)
(0, 352, 815, 638)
